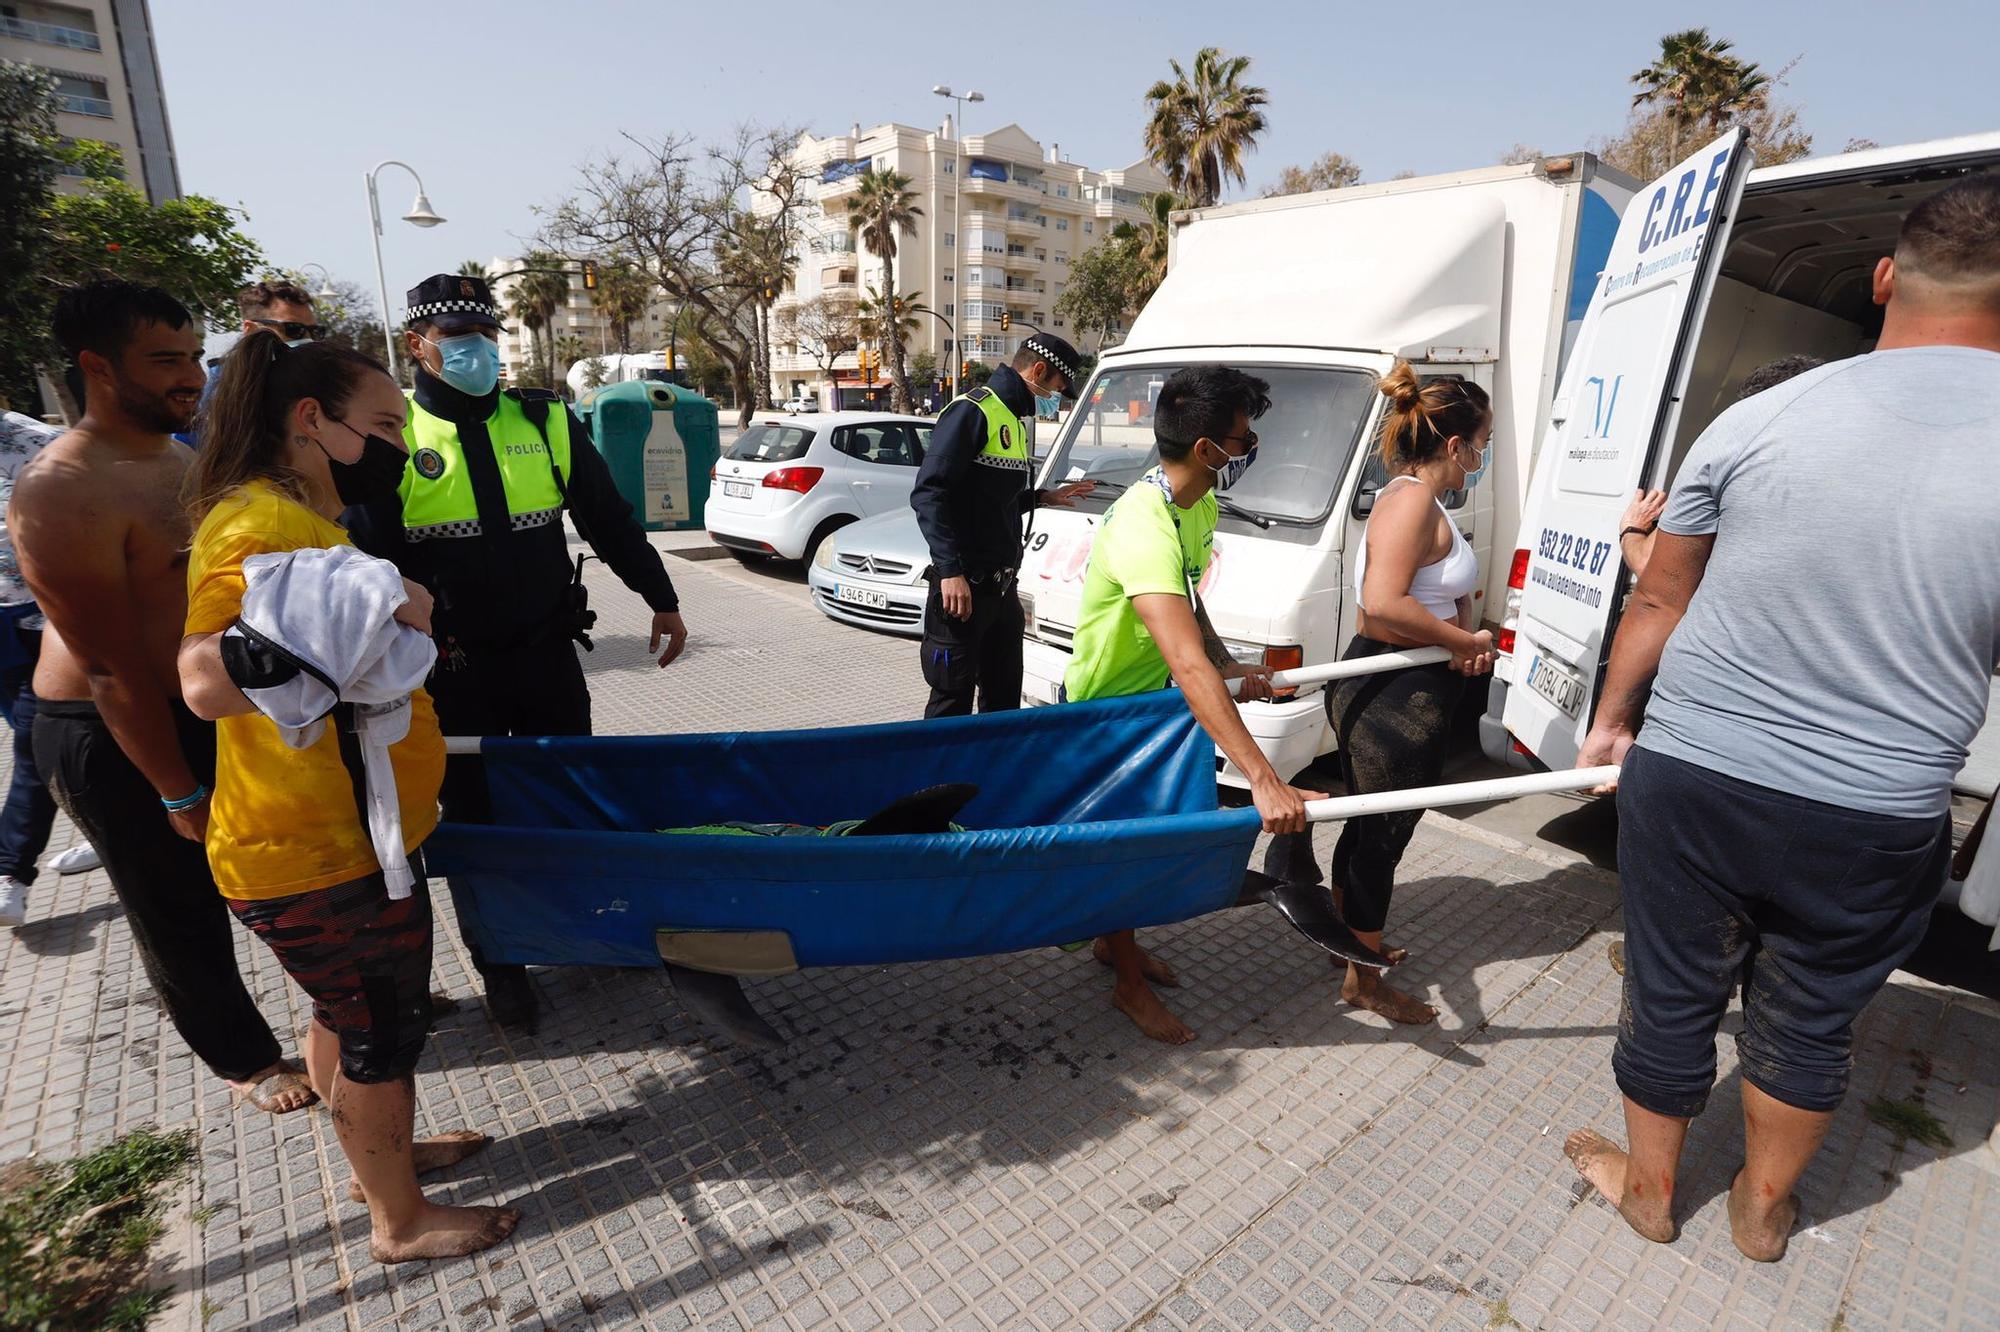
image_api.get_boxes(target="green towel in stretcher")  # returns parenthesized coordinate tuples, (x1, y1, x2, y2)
(655, 782, 979, 840)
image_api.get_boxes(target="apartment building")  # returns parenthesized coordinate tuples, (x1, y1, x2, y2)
(1, 0, 179, 203)
(766, 119, 1169, 403)
(486, 257, 681, 385)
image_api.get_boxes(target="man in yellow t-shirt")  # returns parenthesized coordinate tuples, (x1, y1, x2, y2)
(1062, 366, 1324, 1045)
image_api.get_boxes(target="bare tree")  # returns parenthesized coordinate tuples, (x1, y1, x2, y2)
(775, 291, 860, 377)
(537, 123, 810, 426)
(1259, 151, 1362, 198)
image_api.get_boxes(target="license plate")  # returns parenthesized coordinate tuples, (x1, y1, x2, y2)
(835, 584, 888, 609)
(1524, 651, 1586, 719)
(722, 481, 753, 499)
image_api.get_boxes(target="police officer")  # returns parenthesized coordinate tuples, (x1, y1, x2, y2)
(909, 334, 1096, 717)
(347, 274, 689, 1029)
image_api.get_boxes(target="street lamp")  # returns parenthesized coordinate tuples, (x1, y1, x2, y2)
(295, 263, 339, 302)
(364, 159, 446, 373)
(931, 85, 983, 402)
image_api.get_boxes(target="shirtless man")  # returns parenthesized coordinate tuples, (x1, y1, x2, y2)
(10, 280, 311, 1114)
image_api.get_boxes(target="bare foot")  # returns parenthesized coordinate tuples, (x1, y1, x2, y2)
(348, 1131, 493, 1203)
(369, 1201, 521, 1264)
(1094, 936, 1180, 987)
(1607, 939, 1626, 975)
(1563, 1128, 1676, 1243)
(1111, 979, 1196, 1045)
(229, 1063, 317, 1115)
(1340, 972, 1436, 1025)
(1727, 1167, 1798, 1262)
(1330, 946, 1407, 970)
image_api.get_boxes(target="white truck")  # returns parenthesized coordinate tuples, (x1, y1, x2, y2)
(1017, 149, 1639, 782)
(1017, 129, 2000, 939)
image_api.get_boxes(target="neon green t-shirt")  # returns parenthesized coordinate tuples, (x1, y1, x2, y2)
(1063, 470, 1219, 702)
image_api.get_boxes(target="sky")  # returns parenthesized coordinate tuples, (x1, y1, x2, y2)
(151, 0, 1997, 327)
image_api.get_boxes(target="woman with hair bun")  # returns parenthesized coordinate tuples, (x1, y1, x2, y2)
(1266, 361, 1496, 1025)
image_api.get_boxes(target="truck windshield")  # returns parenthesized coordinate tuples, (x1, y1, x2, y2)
(1043, 364, 1376, 524)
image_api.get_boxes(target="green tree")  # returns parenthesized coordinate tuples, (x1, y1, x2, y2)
(1260, 151, 1362, 198)
(1144, 47, 1269, 208)
(1109, 191, 1182, 308)
(505, 252, 570, 388)
(0, 61, 61, 408)
(1629, 29, 1770, 164)
(552, 332, 588, 396)
(845, 167, 923, 411)
(592, 259, 653, 352)
(456, 259, 490, 282)
(1057, 236, 1147, 350)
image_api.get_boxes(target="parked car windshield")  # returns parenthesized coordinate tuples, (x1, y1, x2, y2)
(1043, 364, 1377, 525)
(727, 423, 815, 463)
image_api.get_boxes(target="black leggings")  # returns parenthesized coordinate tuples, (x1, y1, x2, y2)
(1263, 635, 1463, 935)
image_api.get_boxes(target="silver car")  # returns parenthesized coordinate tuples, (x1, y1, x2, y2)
(806, 507, 931, 636)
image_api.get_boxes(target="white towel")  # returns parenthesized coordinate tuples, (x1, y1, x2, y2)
(225, 546, 435, 898)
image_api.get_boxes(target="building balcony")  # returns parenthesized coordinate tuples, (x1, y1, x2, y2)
(1000, 248, 1038, 271)
(57, 93, 114, 118)
(1, 14, 102, 51)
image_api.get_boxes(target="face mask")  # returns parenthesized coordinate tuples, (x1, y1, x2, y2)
(322, 419, 410, 506)
(1459, 442, 1489, 489)
(1035, 392, 1062, 417)
(422, 332, 500, 396)
(1207, 439, 1258, 491)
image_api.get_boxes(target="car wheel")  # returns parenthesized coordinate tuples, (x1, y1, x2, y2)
(803, 516, 854, 569)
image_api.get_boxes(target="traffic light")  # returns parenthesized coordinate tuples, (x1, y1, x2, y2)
(961, 360, 971, 378)
(581, 260, 598, 291)
(999, 310, 1011, 332)
(859, 347, 874, 383)
(664, 344, 675, 371)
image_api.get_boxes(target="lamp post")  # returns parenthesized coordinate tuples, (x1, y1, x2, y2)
(931, 85, 983, 402)
(363, 159, 445, 374)
(295, 263, 339, 302)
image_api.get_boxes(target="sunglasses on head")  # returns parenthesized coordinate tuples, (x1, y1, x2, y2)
(250, 318, 327, 341)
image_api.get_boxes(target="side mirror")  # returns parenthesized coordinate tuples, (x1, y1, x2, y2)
(1354, 485, 1377, 517)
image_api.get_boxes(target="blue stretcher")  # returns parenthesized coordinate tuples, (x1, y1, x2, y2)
(424, 690, 1374, 1045)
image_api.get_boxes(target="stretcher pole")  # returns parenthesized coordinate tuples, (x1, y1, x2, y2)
(1304, 766, 1619, 823)
(1225, 645, 1453, 698)
(444, 737, 482, 755)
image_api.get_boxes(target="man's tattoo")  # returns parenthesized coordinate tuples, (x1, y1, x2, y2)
(1195, 602, 1233, 671)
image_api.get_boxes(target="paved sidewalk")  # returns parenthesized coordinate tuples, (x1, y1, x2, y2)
(0, 535, 1994, 1331)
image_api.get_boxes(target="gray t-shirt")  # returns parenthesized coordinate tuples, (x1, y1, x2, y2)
(1639, 346, 2000, 818)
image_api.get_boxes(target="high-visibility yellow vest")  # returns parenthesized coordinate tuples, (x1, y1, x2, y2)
(955, 386, 1031, 474)
(399, 390, 572, 539)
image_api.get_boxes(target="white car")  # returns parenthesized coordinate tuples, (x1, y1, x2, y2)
(807, 508, 932, 636)
(782, 395, 820, 414)
(705, 412, 933, 565)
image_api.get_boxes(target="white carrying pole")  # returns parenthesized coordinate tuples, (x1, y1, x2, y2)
(1305, 766, 1619, 824)
(445, 737, 481, 755)
(1226, 646, 1453, 698)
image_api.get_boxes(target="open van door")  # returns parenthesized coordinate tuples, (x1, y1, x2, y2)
(1503, 130, 1752, 768)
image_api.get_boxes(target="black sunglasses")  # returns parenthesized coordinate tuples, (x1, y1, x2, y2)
(250, 318, 327, 341)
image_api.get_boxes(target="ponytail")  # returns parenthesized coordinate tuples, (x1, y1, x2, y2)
(186, 331, 387, 521)
(1373, 360, 1490, 471)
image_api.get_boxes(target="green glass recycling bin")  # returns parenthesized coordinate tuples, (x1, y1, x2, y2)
(577, 380, 720, 531)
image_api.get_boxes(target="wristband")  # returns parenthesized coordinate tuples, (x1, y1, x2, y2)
(161, 783, 208, 812)
(1619, 523, 1657, 539)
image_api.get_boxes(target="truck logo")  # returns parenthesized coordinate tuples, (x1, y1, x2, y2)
(1638, 147, 1731, 254)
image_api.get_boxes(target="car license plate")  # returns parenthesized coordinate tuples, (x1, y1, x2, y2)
(722, 481, 753, 500)
(1524, 651, 1586, 719)
(835, 584, 888, 610)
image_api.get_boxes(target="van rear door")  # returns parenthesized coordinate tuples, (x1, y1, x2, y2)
(1503, 130, 1752, 768)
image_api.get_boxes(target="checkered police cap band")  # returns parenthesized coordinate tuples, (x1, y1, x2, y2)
(1022, 338, 1075, 381)
(405, 298, 498, 324)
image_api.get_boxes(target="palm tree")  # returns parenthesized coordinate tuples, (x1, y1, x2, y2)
(505, 252, 569, 387)
(718, 218, 795, 410)
(456, 259, 490, 282)
(1143, 47, 1269, 208)
(845, 168, 923, 412)
(1111, 191, 1183, 305)
(592, 260, 653, 352)
(1631, 29, 1766, 159)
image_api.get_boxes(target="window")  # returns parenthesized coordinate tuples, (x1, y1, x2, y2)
(1, 8, 101, 51)
(1056, 185, 1070, 198)
(838, 423, 930, 467)
(943, 304, 953, 317)
(1053, 317, 1065, 328)
(942, 160, 954, 174)
(943, 232, 954, 247)
(1084, 221, 1093, 235)
(726, 424, 815, 463)
(943, 273, 953, 284)
(1055, 254, 1068, 265)
(1055, 219, 1069, 231)
(54, 74, 111, 118)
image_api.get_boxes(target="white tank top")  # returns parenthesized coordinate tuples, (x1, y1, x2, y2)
(1354, 476, 1480, 621)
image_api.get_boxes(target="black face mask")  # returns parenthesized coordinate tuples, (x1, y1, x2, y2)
(322, 418, 409, 506)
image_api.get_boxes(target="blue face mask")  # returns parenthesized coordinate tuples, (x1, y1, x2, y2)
(1035, 391, 1062, 418)
(1460, 441, 1490, 489)
(423, 331, 500, 396)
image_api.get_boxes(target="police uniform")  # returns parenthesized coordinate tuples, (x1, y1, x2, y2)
(909, 334, 1081, 717)
(346, 274, 682, 1025)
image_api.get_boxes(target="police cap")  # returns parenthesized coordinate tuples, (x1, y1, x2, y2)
(404, 273, 502, 333)
(1019, 332, 1084, 399)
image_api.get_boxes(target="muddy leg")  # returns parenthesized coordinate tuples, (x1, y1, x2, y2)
(1100, 930, 1195, 1045)
(1727, 1081, 1827, 1261)
(1563, 1096, 1684, 1243)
